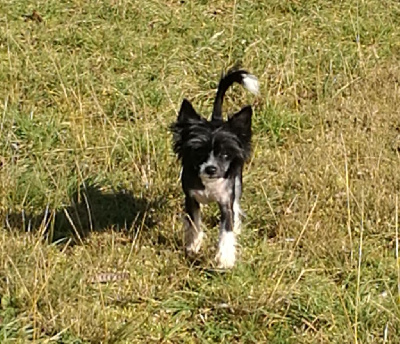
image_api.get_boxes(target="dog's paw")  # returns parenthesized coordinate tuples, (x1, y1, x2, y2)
(185, 230, 204, 256)
(215, 231, 236, 269)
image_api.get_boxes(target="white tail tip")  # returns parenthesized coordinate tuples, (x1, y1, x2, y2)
(242, 73, 259, 95)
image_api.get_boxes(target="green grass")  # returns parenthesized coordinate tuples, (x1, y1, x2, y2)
(1, 0, 400, 342)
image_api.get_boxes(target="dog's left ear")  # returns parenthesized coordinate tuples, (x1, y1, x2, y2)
(178, 99, 201, 122)
(229, 106, 252, 136)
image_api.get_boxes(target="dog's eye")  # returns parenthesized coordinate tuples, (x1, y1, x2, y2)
(221, 153, 230, 160)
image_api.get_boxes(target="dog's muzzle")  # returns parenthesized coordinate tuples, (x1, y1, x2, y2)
(204, 165, 217, 176)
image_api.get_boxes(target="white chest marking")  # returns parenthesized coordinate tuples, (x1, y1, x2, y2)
(190, 178, 231, 204)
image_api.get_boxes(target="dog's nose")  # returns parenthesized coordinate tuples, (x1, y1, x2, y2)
(205, 165, 217, 176)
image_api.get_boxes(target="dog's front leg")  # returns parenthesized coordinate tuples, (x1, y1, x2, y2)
(184, 196, 204, 256)
(215, 203, 236, 268)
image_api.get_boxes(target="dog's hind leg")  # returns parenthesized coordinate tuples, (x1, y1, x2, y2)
(184, 197, 204, 256)
(233, 199, 242, 235)
(233, 175, 243, 235)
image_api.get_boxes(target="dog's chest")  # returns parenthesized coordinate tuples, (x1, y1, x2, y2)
(190, 178, 231, 204)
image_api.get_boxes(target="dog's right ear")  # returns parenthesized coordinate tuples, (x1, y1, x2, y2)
(229, 105, 252, 135)
(178, 99, 201, 122)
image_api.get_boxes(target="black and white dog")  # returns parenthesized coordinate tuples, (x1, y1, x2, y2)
(171, 69, 259, 268)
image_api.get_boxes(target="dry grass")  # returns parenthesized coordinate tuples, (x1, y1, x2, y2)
(1, 0, 400, 342)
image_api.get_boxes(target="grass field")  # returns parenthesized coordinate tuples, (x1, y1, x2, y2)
(1, 0, 400, 342)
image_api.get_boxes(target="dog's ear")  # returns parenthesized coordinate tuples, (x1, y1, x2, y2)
(229, 106, 252, 135)
(178, 99, 201, 122)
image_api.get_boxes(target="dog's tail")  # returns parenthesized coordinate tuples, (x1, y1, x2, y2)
(212, 69, 259, 121)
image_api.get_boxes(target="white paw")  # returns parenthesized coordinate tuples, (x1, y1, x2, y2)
(215, 231, 236, 269)
(185, 226, 204, 256)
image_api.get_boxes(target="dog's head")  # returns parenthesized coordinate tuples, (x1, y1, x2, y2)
(171, 99, 252, 180)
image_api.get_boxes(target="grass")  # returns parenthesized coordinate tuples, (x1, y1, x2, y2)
(1, 0, 400, 342)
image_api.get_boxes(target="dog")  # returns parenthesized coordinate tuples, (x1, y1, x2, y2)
(171, 68, 259, 268)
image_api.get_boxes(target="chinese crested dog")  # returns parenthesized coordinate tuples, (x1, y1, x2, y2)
(171, 69, 259, 268)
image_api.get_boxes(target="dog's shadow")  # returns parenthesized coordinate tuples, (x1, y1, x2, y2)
(3, 183, 161, 245)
